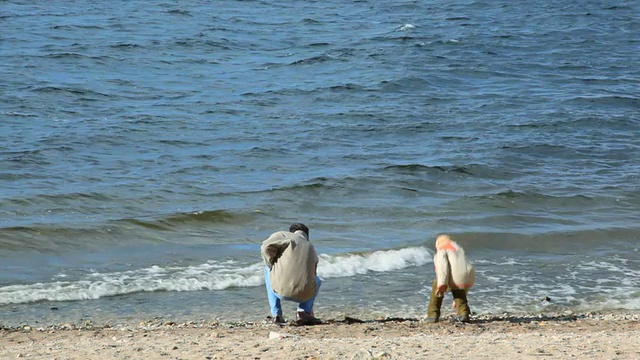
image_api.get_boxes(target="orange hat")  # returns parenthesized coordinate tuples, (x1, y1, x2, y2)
(435, 234, 453, 250)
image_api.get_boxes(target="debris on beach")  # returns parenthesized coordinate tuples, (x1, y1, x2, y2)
(268, 331, 300, 340)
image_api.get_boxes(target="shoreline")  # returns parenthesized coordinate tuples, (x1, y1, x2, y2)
(2, 312, 639, 359)
(2, 310, 639, 331)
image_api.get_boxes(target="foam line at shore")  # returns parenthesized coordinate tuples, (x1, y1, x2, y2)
(0, 247, 432, 305)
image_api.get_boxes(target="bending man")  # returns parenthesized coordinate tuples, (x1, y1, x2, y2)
(261, 223, 321, 325)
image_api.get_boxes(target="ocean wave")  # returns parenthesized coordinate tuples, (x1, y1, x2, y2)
(127, 209, 258, 228)
(444, 189, 605, 213)
(474, 189, 592, 201)
(109, 43, 143, 48)
(174, 38, 232, 50)
(379, 76, 433, 92)
(445, 16, 471, 21)
(240, 80, 367, 97)
(0, 247, 432, 305)
(0, 225, 127, 253)
(384, 164, 472, 175)
(29, 86, 110, 98)
(289, 54, 339, 65)
(447, 229, 640, 253)
(470, 253, 640, 314)
(0, 191, 113, 212)
(382, 163, 515, 180)
(51, 25, 105, 30)
(318, 246, 431, 278)
(166, 9, 192, 16)
(45, 52, 103, 59)
(2, 112, 38, 118)
(1, 205, 253, 227)
(501, 143, 576, 158)
(0, 261, 266, 305)
(568, 95, 640, 109)
(0, 208, 262, 251)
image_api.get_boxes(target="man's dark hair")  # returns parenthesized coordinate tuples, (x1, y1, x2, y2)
(289, 223, 309, 237)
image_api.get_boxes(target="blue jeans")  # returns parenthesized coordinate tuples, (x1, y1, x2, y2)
(264, 266, 321, 316)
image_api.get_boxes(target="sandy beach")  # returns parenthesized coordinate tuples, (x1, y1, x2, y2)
(2, 312, 639, 359)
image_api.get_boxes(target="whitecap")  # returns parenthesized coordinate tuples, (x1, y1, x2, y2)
(398, 24, 416, 31)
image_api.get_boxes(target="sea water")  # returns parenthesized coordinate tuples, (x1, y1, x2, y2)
(1, 0, 639, 326)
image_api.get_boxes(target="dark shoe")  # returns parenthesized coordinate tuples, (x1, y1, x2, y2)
(273, 315, 285, 325)
(424, 317, 439, 323)
(454, 314, 470, 323)
(295, 311, 321, 325)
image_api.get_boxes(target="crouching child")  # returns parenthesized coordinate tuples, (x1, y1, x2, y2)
(426, 234, 475, 323)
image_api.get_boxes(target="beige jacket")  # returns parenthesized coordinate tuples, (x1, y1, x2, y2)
(261, 230, 318, 301)
(434, 237, 475, 290)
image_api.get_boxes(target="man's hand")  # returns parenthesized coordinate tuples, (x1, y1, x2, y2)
(436, 285, 447, 297)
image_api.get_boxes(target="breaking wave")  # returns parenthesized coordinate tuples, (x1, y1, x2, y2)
(0, 246, 432, 305)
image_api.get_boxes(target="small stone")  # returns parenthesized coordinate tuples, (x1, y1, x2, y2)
(350, 348, 373, 360)
(373, 352, 391, 359)
(268, 331, 300, 339)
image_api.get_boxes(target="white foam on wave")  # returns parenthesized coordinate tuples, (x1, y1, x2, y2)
(0, 246, 433, 305)
(318, 246, 432, 278)
(0, 262, 266, 305)
(398, 23, 416, 31)
(470, 255, 640, 314)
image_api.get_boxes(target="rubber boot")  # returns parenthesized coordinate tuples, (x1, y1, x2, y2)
(426, 280, 443, 322)
(452, 288, 470, 322)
